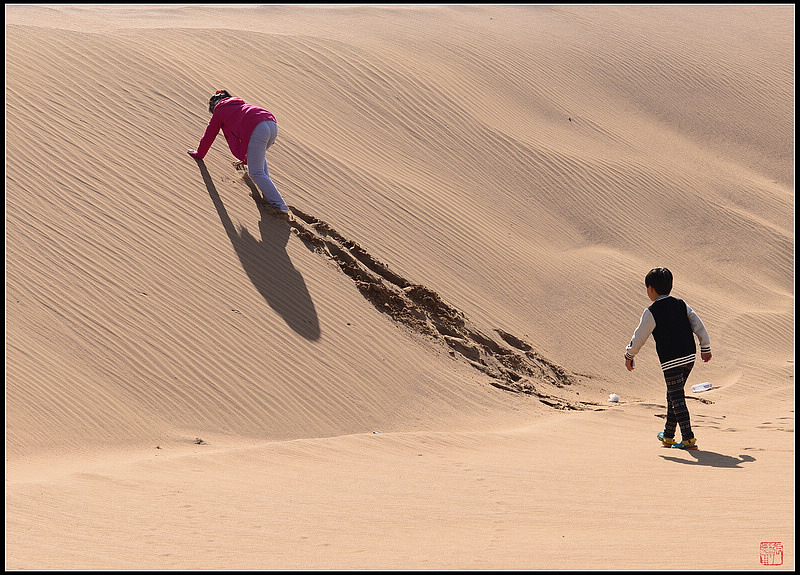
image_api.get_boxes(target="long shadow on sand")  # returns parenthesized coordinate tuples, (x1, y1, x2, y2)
(195, 160, 320, 340)
(660, 451, 756, 468)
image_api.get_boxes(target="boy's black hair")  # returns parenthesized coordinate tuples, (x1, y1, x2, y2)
(645, 267, 673, 295)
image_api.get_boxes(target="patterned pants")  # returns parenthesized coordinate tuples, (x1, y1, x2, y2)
(663, 363, 694, 440)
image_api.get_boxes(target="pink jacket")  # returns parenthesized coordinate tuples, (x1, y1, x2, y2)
(194, 97, 276, 163)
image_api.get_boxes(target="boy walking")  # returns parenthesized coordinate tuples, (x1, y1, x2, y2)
(625, 267, 712, 450)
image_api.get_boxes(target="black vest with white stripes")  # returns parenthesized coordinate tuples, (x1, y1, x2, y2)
(648, 296, 696, 369)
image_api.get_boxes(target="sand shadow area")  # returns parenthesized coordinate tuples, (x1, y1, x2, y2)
(660, 450, 756, 468)
(195, 160, 320, 340)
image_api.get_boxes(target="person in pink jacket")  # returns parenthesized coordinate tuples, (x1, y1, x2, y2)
(188, 90, 289, 216)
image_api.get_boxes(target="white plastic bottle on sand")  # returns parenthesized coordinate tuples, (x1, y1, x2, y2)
(691, 382, 712, 392)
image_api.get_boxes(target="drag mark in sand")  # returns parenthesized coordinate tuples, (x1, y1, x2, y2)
(275, 200, 595, 410)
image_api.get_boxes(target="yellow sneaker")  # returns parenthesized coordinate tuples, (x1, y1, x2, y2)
(671, 437, 698, 450)
(657, 432, 676, 447)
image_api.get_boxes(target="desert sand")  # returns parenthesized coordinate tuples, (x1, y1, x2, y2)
(5, 4, 794, 570)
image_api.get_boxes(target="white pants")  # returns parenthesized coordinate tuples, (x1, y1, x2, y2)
(247, 120, 287, 211)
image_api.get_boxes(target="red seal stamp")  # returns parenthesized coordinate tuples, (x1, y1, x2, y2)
(760, 542, 783, 566)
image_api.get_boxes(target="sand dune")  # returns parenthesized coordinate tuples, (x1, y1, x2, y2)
(5, 4, 794, 570)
